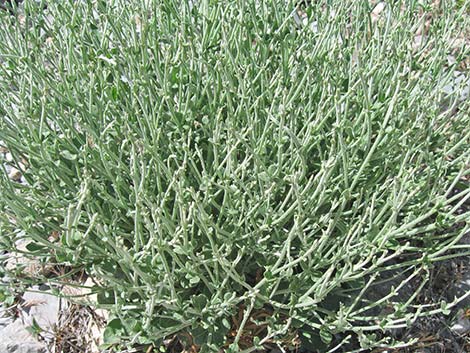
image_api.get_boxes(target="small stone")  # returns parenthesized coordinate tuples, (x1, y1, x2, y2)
(451, 316, 470, 335)
(447, 55, 456, 65)
(5, 241, 42, 276)
(371, 2, 386, 23)
(21, 287, 60, 331)
(8, 167, 22, 181)
(293, 9, 307, 27)
(6, 152, 13, 162)
(134, 15, 141, 33)
(18, 14, 26, 27)
(412, 35, 424, 51)
(441, 71, 469, 101)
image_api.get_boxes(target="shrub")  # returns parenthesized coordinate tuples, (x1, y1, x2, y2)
(1, 0, 469, 352)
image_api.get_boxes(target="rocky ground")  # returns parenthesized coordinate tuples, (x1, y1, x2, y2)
(0, 286, 59, 353)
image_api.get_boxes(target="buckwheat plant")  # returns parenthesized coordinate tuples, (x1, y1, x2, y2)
(0, 0, 469, 352)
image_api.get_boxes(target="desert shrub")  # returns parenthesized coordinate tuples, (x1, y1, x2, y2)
(1, 0, 469, 352)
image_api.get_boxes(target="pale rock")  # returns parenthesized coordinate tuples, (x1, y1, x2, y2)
(447, 55, 456, 65)
(412, 35, 424, 51)
(442, 71, 469, 101)
(0, 286, 59, 353)
(21, 287, 60, 331)
(8, 167, 22, 181)
(371, 2, 386, 23)
(5, 240, 42, 276)
(451, 316, 470, 335)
